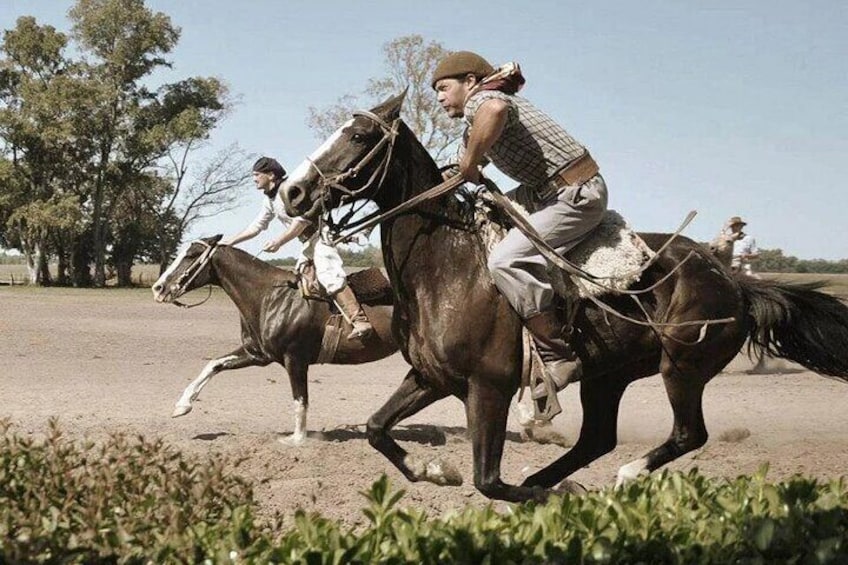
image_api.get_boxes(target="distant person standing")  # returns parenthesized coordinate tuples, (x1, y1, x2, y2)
(727, 216, 759, 277)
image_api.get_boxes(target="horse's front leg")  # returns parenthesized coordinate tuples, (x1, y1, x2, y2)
(366, 369, 460, 485)
(279, 354, 309, 446)
(172, 347, 261, 417)
(466, 378, 550, 503)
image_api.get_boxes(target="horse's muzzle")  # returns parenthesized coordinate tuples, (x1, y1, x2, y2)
(281, 182, 307, 217)
(151, 282, 175, 303)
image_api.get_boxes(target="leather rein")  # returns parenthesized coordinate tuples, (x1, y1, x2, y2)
(307, 109, 733, 337)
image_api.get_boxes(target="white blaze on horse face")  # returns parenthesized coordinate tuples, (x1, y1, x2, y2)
(285, 118, 354, 186)
(152, 245, 190, 302)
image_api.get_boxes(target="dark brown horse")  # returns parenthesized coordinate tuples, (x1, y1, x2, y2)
(151, 236, 397, 444)
(280, 92, 848, 501)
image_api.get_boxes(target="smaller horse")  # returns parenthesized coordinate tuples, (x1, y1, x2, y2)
(151, 235, 397, 444)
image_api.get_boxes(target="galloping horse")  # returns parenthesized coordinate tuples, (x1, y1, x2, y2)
(151, 236, 397, 444)
(280, 92, 848, 502)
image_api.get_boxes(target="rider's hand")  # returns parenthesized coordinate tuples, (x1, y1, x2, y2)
(263, 240, 281, 253)
(459, 158, 481, 184)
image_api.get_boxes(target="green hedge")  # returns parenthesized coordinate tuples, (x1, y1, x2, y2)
(2, 419, 847, 563)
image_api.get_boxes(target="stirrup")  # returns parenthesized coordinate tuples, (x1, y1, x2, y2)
(347, 321, 374, 340)
(527, 344, 563, 421)
(531, 358, 581, 399)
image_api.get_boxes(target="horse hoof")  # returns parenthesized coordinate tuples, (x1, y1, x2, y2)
(172, 404, 192, 418)
(553, 479, 588, 495)
(279, 433, 306, 447)
(424, 458, 463, 486)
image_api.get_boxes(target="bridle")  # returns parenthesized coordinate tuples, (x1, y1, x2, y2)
(169, 239, 217, 308)
(304, 110, 401, 240)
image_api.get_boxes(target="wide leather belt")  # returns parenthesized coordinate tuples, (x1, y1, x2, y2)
(551, 152, 600, 189)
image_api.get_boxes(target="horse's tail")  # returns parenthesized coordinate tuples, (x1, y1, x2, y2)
(738, 276, 848, 379)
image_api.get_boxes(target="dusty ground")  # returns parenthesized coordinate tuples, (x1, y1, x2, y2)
(3, 286, 848, 528)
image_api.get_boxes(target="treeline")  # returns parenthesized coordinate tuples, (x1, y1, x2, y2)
(266, 245, 848, 274)
(756, 248, 848, 274)
(0, 0, 251, 287)
(269, 244, 384, 269)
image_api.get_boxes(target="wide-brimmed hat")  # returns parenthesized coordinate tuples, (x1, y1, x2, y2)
(728, 216, 747, 227)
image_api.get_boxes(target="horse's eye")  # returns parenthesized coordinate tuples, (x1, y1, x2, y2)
(351, 133, 364, 142)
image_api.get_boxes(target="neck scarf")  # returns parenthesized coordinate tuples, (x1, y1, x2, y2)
(467, 62, 526, 101)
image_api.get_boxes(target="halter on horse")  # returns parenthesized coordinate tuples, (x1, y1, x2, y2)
(280, 92, 848, 502)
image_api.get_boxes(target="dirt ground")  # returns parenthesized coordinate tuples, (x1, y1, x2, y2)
(3, 286, 848, 528)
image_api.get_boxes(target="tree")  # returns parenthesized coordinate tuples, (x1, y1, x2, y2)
(68, 0, 179, 286)
(1, 2, 238, 287)
(144, 143, 253, 273)
(307, 35, 462, 163)
(0, 16, 82, 284)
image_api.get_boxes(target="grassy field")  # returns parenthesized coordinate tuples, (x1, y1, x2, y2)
(761, 272, 848, 299)
(0, 263, 162, 287)
(1, 262, 847, 298)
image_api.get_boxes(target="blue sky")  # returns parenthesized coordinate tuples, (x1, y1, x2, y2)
(3, 0, 846, 260)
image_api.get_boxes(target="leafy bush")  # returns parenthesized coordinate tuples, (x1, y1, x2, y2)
(0, 418, 265, 563)
(2, 419, 847, 563)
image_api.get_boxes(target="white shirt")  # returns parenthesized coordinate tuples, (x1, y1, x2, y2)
(732, 234, 757, 260)
(247, 192, 311, 234)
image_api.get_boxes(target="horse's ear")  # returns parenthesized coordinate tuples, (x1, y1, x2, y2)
(373, 88, 407, 121)
(206, 234, 223, 245)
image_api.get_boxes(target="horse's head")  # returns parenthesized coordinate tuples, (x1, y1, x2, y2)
(151, 235, 222, 303)
(281, 91, 406, 223)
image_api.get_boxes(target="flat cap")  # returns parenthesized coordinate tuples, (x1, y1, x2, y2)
(431, 51, 494, 89)
(252, 156, 287, 179)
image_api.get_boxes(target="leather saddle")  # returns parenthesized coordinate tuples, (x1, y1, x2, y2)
(297, 262, 393, 306)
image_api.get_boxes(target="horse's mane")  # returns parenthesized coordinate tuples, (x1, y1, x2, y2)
(220, 243, 299, 283)
(392, 120, 478, 226)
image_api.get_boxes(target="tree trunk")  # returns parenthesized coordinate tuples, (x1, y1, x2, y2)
(116, 260, 133, 287)
(24, 247, 38, 285)
(56, 239, 70, 286)
(36, 247, 52, 286)
(70, 235, 94, 287)
(92, 194, 106, 287)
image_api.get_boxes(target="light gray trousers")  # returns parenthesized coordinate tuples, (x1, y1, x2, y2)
(487, 174, 608, 319)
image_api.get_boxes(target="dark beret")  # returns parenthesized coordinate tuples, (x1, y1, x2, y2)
(431, 51, 494, 89)
(252, 156, 287, 179)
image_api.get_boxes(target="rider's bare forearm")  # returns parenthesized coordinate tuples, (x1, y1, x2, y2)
(461, 99, 508, 184)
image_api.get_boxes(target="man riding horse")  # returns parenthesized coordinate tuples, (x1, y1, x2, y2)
(432, 51, 608, 395)
(223, 157, 373, 340)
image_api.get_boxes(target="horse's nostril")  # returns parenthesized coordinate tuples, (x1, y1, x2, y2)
(288, 184, 305, 208)
(152, 283, 162, 293)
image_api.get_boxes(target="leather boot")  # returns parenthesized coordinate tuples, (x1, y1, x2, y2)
(524, 310, 582, 397)
(333, 285, 374, 340)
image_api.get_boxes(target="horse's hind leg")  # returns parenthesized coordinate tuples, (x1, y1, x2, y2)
(366, 369, 460, 485)
(522, 377, 628, 489)
(616, 358, 710, 486)
(172, 346, 261, 417)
